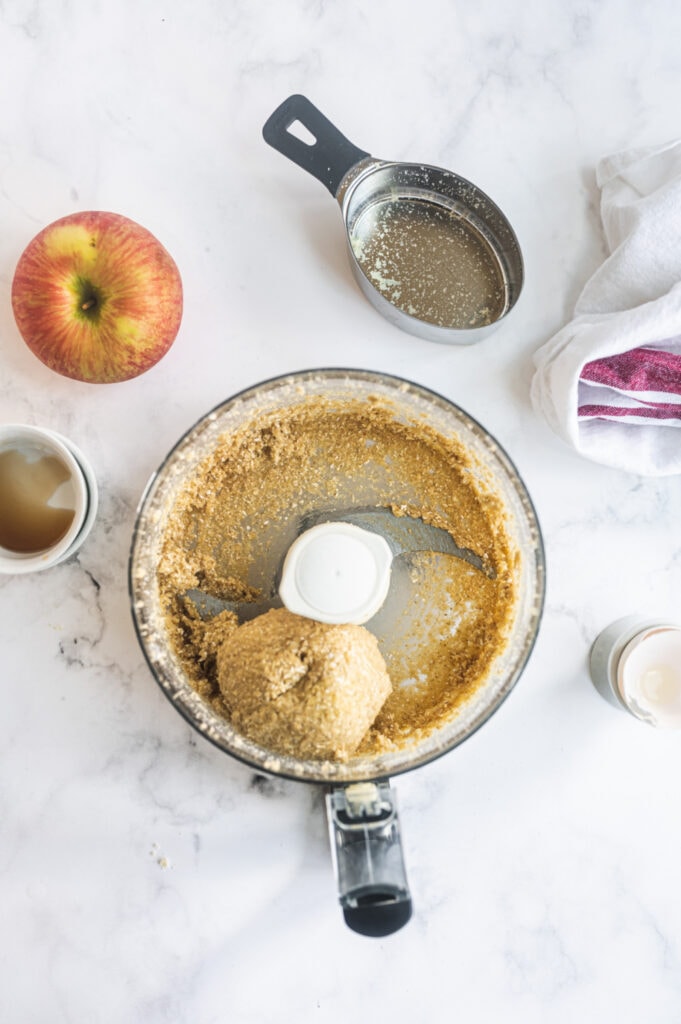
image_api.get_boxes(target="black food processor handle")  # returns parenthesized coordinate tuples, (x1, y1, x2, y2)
(326, 781, 412, 937)
(262, 94, 370, 197)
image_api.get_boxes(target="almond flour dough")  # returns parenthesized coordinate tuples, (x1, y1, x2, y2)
(216, 608, 392, 761)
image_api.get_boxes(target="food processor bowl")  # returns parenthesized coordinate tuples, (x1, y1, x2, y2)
(129, 369, 545, 934)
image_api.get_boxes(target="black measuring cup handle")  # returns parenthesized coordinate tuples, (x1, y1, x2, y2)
(262, 94, 370, 197)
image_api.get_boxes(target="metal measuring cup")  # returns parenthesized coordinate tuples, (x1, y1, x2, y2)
(263, 95, 524, 344)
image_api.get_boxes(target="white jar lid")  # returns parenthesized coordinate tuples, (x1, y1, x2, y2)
(278, 521, 392, 625)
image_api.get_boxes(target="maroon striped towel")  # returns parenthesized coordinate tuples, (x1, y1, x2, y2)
(532, 139, 681, 475)
(579, 342, 681, 427)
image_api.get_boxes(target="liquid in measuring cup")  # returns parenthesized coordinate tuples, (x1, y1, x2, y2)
(350, 197, 506, 329)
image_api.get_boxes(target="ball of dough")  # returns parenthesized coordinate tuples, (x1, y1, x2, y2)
(216, 607, 392, 761)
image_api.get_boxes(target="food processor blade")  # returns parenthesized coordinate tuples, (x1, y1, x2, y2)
(184, 504, 488, 622)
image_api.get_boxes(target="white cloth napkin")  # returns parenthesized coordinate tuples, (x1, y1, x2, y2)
(531, 139, 681, 476)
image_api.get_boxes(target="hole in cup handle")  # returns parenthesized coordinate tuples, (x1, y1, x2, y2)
(287, 120, 317, 146)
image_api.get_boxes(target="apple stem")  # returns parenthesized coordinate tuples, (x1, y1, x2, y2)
(81, 299, 96, 311)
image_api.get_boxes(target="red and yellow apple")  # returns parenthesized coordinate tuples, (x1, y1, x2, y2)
(11, 211, 183, 383)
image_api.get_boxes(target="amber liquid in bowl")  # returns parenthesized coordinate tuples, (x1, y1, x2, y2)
(0, 446, 76, 553)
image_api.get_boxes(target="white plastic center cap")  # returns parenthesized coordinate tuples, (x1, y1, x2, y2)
(278, 522, 393, 625)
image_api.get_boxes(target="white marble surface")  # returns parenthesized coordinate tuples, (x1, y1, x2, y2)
(2, 1, 681, 1020)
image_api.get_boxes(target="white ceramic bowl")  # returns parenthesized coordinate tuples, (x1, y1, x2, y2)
(0, 423, 98, 574)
